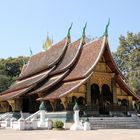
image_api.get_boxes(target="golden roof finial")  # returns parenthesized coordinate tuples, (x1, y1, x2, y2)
(43, 33, 53, 51)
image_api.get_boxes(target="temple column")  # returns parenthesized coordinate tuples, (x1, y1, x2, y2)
(49, 99, 56, 111)
(7, 98, 21, 112)
(99, 86, 102, 94)
(60, 97, 68, 111)
(0, 101, 9, 112)
(7, 99, 16, 112)
(111, 76, 117, 104)
(86, 80, 91, 106)
(128, 96, 132, 109)
(15, 98, 22, 111)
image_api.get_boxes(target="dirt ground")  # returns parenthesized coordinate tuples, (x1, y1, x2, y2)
(0, 128, 140, 140)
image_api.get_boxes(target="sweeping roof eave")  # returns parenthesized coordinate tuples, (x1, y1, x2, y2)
(50, 38, 83, 75)
(63, 37, 106, 82)
(28, 70, 69, 95)
(1, 67, 55, 95)
(37, 36, 107, 101)
(18, 37, 68, 80)
(103, 40, 125, 79)
(0, 86, 32, 102)
(116, 75, 140, 100)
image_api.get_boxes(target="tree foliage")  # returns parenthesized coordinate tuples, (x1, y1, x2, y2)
(113, 32, 140, 95)
(0, 56, 29, 93)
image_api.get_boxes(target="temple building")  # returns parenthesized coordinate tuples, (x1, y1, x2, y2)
(0, 23, 140, 119)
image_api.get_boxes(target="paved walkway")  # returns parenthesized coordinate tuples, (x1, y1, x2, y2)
(0, 129, 140, 140)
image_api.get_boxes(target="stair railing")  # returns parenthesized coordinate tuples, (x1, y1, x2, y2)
(25, 110, 40, 121)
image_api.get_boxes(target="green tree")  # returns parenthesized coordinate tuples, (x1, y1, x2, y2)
(0, 56, 29, 93)
(0, 75, 13, 92)
(113, 32, 140, 95)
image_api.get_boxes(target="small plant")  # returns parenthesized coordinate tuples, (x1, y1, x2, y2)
(53, 120, 64, 129)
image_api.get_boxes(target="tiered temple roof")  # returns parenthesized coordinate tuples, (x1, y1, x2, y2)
(0, 24, 140, 101)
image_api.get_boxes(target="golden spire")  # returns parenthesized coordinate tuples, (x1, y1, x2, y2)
(43, 33, 53, 51)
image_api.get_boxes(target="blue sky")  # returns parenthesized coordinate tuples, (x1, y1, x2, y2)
(0, 0, 140, 58)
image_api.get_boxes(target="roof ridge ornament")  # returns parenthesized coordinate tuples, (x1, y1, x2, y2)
(39, 101, 47, 110)
(43, 33, 53, 51)
(82, 22, 87, 44)
(67, 23, 73, 43)
(73, 102, 80, 111)
(82, 22, 87, 38)
(29, 47, 33, 56)
(103, 18, 110, 37)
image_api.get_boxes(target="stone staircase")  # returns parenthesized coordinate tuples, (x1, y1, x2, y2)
(88, 115, 140, 129)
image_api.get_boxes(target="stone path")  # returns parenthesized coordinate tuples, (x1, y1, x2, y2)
(0, 128, 140, 140)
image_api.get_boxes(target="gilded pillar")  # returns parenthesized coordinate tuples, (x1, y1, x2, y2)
(7, 98, 21, 112)
(128, 96, 132, 108)
(86, 80, 91, 106)
(60, 97, 68, 111)
(7, 99, 16, 111)
(111, 76, 117, 104)
(49, 99, 56, 111)
(0, 101, 9, 112)
(15, 98, 22, 111)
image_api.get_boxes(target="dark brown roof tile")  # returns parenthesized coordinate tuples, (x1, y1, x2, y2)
(103, 42, 125, 79)
(51, 39, 82, 75)
(39, 79, 86, 100)
(64, 39, 104, 81)
(0, 87, 31, 101)
(28, 70, 69, 95)
(18, 38, 68, 80)
(116, 75, 140, 100)
(1, 67, 54, 94)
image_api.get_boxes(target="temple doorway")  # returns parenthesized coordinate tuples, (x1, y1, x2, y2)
(22, 98, 29, 112)
(9, 105, 12, 112)
(99, 84, 113, 114)
(91, 84, 100, 105)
